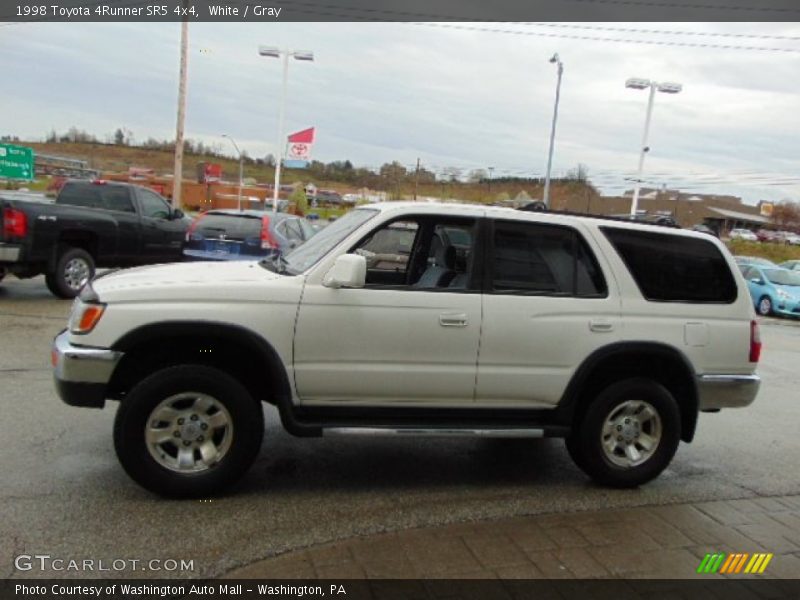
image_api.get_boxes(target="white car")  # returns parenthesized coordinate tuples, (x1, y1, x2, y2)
(729, 228, 758, 242)
(53, 203, 761, 497)
(784, 233, 800, 246)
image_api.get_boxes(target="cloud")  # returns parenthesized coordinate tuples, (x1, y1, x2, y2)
(1, 21, 798, 203)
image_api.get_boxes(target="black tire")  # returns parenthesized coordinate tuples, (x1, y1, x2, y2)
(566, 378, 681, 488)
(45, 246, 95, 298)
(757, 296, 772, 317)
(113, 365, 264, 498)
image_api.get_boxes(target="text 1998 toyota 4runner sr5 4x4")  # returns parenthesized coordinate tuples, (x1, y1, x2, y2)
(53, 202, 761, 497)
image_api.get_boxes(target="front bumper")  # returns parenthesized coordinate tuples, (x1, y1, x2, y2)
(697, 374, 760, 410)
(772, 298, 800, 318)
(52, 330, 123, 408)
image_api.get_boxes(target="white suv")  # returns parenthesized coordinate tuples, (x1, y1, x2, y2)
(53, 202, 761, 497)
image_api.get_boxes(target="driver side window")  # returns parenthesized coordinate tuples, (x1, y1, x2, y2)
(351, 217, 476, 290)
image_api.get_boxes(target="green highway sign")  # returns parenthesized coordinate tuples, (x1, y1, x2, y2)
(0, 143, 35, 180)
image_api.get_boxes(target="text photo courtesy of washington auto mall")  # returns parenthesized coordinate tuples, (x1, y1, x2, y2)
(1, 1, 800, 599)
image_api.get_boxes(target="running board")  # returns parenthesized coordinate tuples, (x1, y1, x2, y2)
(323, 427, 546, 438)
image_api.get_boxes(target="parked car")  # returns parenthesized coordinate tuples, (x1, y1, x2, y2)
(183, 210, 316, 261)
(691, 224, 718, 237)
(734, 256, 777, 268)
(784, 232, 800, 246)
(54, 202, 760, 497)
(0, 180, 189, 298)
(729, 228, 758, 242)
(778, 260, 800, 271)
(755, 229, 780, 243)
(739, 264, 800, 317)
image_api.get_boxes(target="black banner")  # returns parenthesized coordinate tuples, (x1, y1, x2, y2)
(4, 579, 800, 600)
(2, 0, 800, 23)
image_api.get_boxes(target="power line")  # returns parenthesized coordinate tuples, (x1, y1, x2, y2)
(517, 22, 800, 42)
(411, 22, 800, 54)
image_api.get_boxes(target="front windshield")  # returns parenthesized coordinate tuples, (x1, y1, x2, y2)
(282, 208, 378, 274)
(764, 269, 800, 287)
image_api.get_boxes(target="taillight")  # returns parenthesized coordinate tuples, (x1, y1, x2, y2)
(749, 319, 762, 363)
(261, 216, 278, 249)
(3, 207, 28, 238)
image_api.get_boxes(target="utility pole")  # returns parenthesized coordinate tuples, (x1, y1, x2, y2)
(172, 11, 189, 209)
(414, 157, 420, 200)
(488, 166, 495, 197)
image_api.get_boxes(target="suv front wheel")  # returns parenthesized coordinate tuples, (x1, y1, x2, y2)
(113, 365, 264, 498)
(566, 378, 681, 488)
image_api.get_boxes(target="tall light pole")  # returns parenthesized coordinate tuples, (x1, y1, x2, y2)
(487, 166, 495, 196)
(625, 77, 682, 216)
(259, 46, 314, 212)
(542, 53, 563, 210)
(222, 134, 243, 211)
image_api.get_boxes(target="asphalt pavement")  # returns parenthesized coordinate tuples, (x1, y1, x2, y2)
(1, 275, 799, 580)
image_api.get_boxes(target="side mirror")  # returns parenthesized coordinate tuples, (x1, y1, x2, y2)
(323, 254, 366, 289)
(172, 208, 185, 220)
(750, 277, 764, 285)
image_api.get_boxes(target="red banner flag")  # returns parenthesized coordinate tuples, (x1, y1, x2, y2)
(287, 127, 315, 143)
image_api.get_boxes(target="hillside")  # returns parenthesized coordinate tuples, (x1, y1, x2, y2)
(18, 141, 595, 205)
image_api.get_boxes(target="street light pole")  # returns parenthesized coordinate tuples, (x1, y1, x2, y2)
(626, 77, 682, 216)
(259, 46, 314, 213)
(222, 134, 243, 211)
(487, 166, 495, 196)
(543, 53, 563, 210)
(630, 84, 656, 217)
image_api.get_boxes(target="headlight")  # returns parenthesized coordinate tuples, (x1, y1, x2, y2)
(776, 289, 792, 301)
(68, 300, 106, 334)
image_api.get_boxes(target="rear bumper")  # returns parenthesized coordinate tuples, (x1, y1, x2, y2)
(697, 374, 760, 410)
(52, 330, 123, 408)
(0, 243, 22, 262)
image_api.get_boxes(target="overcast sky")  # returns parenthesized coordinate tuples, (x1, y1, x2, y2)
(2, 21, 799, 203)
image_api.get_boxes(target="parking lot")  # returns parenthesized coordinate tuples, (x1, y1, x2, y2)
(2, 275, 800, 580)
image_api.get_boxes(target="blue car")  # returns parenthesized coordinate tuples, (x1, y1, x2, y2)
(183, 210, 316, 261)
(738, 264, 800, 318)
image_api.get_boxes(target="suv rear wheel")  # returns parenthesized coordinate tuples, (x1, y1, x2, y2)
(113, 365, 264, 497)
(566, 378, 681, 488)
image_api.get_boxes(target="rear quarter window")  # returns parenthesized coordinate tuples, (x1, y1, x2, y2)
(602, 227, 737, 303)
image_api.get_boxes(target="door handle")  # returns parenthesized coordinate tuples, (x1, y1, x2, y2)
(589, 319, 614, 333)
(440, 313, 468, 327)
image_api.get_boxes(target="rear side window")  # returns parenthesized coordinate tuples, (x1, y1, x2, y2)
(58, 183, 104, 209)
(103, 188, 134, 213)
(491, 221, 607, 297)
(602, 227, 737, 303)
(58, 183, 134, 212)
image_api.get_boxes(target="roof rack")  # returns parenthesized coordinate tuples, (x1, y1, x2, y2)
(515, 202, 679, 229)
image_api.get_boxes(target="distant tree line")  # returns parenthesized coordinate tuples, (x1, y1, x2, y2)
(37, 127, 597, 193)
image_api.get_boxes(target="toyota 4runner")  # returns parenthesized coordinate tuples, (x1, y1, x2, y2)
(53, 202, 761, 497)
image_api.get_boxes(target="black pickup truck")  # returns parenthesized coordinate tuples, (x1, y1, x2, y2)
(0, 180, 190, 298)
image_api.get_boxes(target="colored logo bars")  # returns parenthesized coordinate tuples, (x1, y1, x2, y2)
(697, 552, 773, 574)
